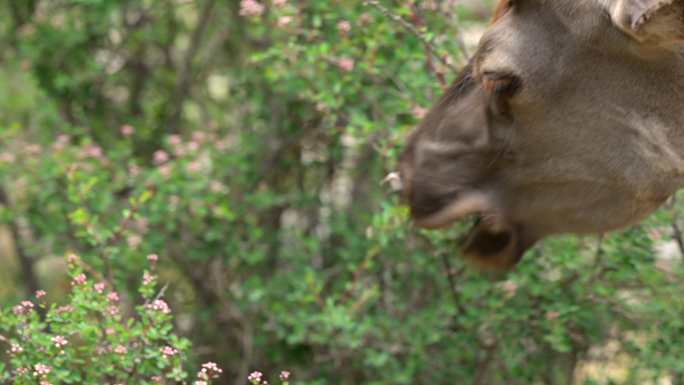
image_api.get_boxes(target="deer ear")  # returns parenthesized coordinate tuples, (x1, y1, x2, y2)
(608, 0, 684, 45)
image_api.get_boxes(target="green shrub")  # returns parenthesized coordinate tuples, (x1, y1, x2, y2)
(1, 1, 684, 384)
(0, 253, 223, 385)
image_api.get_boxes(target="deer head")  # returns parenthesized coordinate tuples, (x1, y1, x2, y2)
(399, 0, 684, 270)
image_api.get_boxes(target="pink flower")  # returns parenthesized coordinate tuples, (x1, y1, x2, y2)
(337, 20, 351, 34)
(72, 273, 87, 286)
(215, 139, 231, 151)
(153, 150, 169, 165)
(107, 305, 120, 316)
(40, 381, 53, 385)
(25, 144, 42, 156)
(209, 180, 226, 193)
(83, 144, 103, 159)
(52, 134, 70, 151)
(147, 254, 158, 263)
(239, 0, 264, 17)
(33, 363, 51, 376)
(648, 228, 663, 241)
(336, 57, 354, 72)
(67, 253, 79, 264)
(148, 299, 171, 314)
(187, 141, 200, 152)
(168, 195, 180, 208)
(545, 311, 561, 321)
(186, 160, 202, 173)
(105, 328, 115, 335)
(120, 124, 134, 137)
(273, 0, 287, 6)
(151, 376, 162, 383)
(168, 134, 183, 147)
(411, 106, 428, 119)
(135, 217, 149, 233)
(199, 362, 223, 380)
(143, 271, 155, 285)
(128, 163, 141, 177)
(10, 343, 23, 354)
(279, 371, 290, 381)
(158, 164, 173, 178)
(56, 305, 73, 314)
(248, 371, 263, 384)
(160, 346, 178, 357)
(94, 282, 105, 293)
(191, 131, 206, 143)
(35, 290, 46, 299)
(14, 301, 34, 315)
(127, 234, 142, 248)
(113, 345, 127, 354)
(51, 335, 68, 348)
(0, 152, 15, 163)
(277, 16, 292, 27)
(497, 280, 519, 297)
(107, 292, 120, 302)
(174, 146, 187, 157)
(195, 381, 208, 385)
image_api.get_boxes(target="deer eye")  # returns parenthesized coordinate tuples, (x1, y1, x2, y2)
(482, 72, 519, 94)
(481, 72, 520, 120)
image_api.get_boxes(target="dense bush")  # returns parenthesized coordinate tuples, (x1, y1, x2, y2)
(1, 254, 223, 385)
(2, 1, 684, 384)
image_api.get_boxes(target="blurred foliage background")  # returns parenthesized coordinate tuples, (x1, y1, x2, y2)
(2, 0, 684, 384)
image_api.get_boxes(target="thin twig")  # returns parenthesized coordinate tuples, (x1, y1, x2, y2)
(407, 2, 446, 87)
(364, 0, 461, 73)
(586, 235, 608, 286)
(154, 283, 169, 301)
(669, 195, 684, 259)
(440, 253, 468, 316)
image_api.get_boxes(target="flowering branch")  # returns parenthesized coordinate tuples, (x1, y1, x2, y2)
(363, 0, 461, 74)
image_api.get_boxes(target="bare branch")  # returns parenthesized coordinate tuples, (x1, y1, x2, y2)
(164, 0, 217, 134)
(0, 185, 40, 298)
(440, 252, 468, 316)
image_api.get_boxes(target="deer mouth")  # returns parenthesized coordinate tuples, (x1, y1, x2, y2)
(388, 169, 531, 270)
(411, 193, 526, 270)
(458, 217, 524, 270)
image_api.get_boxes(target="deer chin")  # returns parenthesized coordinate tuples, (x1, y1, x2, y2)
(412, 191, 529, 271)
(459, 220, 525, 271)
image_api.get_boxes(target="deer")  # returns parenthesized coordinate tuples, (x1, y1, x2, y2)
(398, 0, 684, 270)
